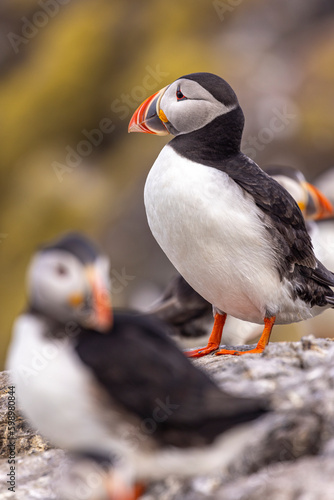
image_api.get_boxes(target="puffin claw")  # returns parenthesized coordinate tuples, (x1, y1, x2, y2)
(184, 344, 219, 358)
(215, 348, 253, 356)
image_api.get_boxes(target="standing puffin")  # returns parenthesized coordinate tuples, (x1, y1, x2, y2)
(128, 72, 334, 358)
(7, 233, 268, 499)
(148, 166, 334, 348)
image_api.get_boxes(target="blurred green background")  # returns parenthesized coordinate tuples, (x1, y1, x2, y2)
(1, 0, 334, 369)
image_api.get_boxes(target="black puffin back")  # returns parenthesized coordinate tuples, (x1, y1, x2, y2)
(75, 311, 267, 447)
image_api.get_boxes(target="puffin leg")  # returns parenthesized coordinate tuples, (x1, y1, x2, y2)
(107, 484, 144, 500)
(106, 471, 145, 500)
(132, 484, 145, 499)
(215, 316, 276, 356)
(185, 312, 227, 358)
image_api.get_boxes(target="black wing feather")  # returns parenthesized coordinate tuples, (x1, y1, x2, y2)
(223, 154, 317, 270)
(312, 259, 334, 287)
(221, 155, 334, 305)
(149, 274, 212, 326)
(75, 312, 267, 447)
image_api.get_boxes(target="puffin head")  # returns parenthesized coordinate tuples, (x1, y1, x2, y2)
(265, 165, 334, 221)
(128, 72, 242, 139)
(27, 233, 113, 332)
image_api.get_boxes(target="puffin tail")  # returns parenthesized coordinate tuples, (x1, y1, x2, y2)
(313, 259, 334, 287)
(312, 259, 334, 308)
(326, 295, 334, 307)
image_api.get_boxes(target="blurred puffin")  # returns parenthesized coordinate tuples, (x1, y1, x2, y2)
(148, 273, 213, 340)
(315, 167, 334, 207)
(262, 165, 334, 341)
(149, 166, 334, 347)
(303, 167, 334, 338)
(7, 233, 268, 499)
(313, 167, 334, 273)
(129, 72, 334, 358)
(265, 165, 333, 228)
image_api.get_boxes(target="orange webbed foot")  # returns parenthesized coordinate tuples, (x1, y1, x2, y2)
(184, 312, 227, 358)
(185, 343, 220, 358)
(215, 316, 276, 356)
(215, 346, 265, 356)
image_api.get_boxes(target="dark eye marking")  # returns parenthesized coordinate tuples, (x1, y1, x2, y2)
(55, 263, 69, 276)
(176, 87, 187, 101)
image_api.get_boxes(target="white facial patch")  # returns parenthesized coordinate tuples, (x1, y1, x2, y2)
(159, 79, 237, 135)
(27, 250, 89, 320)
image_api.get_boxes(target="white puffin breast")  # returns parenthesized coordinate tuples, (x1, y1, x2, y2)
(144, 145, 313, 324)
(6, 315, 134, 457)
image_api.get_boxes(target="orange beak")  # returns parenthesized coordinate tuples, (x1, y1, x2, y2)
(128, 86, 170, 135)
(303, 182, 334, 221)
(86, 266, 113, 332)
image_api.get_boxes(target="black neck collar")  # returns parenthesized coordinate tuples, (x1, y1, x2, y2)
(27, 304, 84, 340)
(169, 106, 244, 166)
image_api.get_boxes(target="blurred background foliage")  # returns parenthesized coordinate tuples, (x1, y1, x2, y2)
(1, 0, 334, 369)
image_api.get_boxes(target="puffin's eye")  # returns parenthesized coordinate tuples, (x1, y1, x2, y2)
(55, 263, 69, 276)
(176, 89, 186, 101)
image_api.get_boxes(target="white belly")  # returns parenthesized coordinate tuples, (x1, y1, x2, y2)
(6, 315, 131, 457)
(144, 146, 313, 324)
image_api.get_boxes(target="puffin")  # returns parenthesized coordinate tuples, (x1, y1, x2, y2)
(302, 167, 334, 338)
(7, 232, 268, 499)
(313, 167, 334, 275)
(265, 165, 334, 225)
(148, 273, 213, 340)
(315, 167, 334, 207)
(128, 72, 334, 358)
(148, 166, 334, 348)
(260, 165, 334, 341)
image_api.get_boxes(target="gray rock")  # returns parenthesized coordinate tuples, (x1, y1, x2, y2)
(0, 449, 65, 500)
(144, 456, 334, 500)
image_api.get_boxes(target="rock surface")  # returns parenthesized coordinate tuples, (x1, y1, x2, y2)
(0, 371, 51, 458)
(1, 336, 334, 499)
